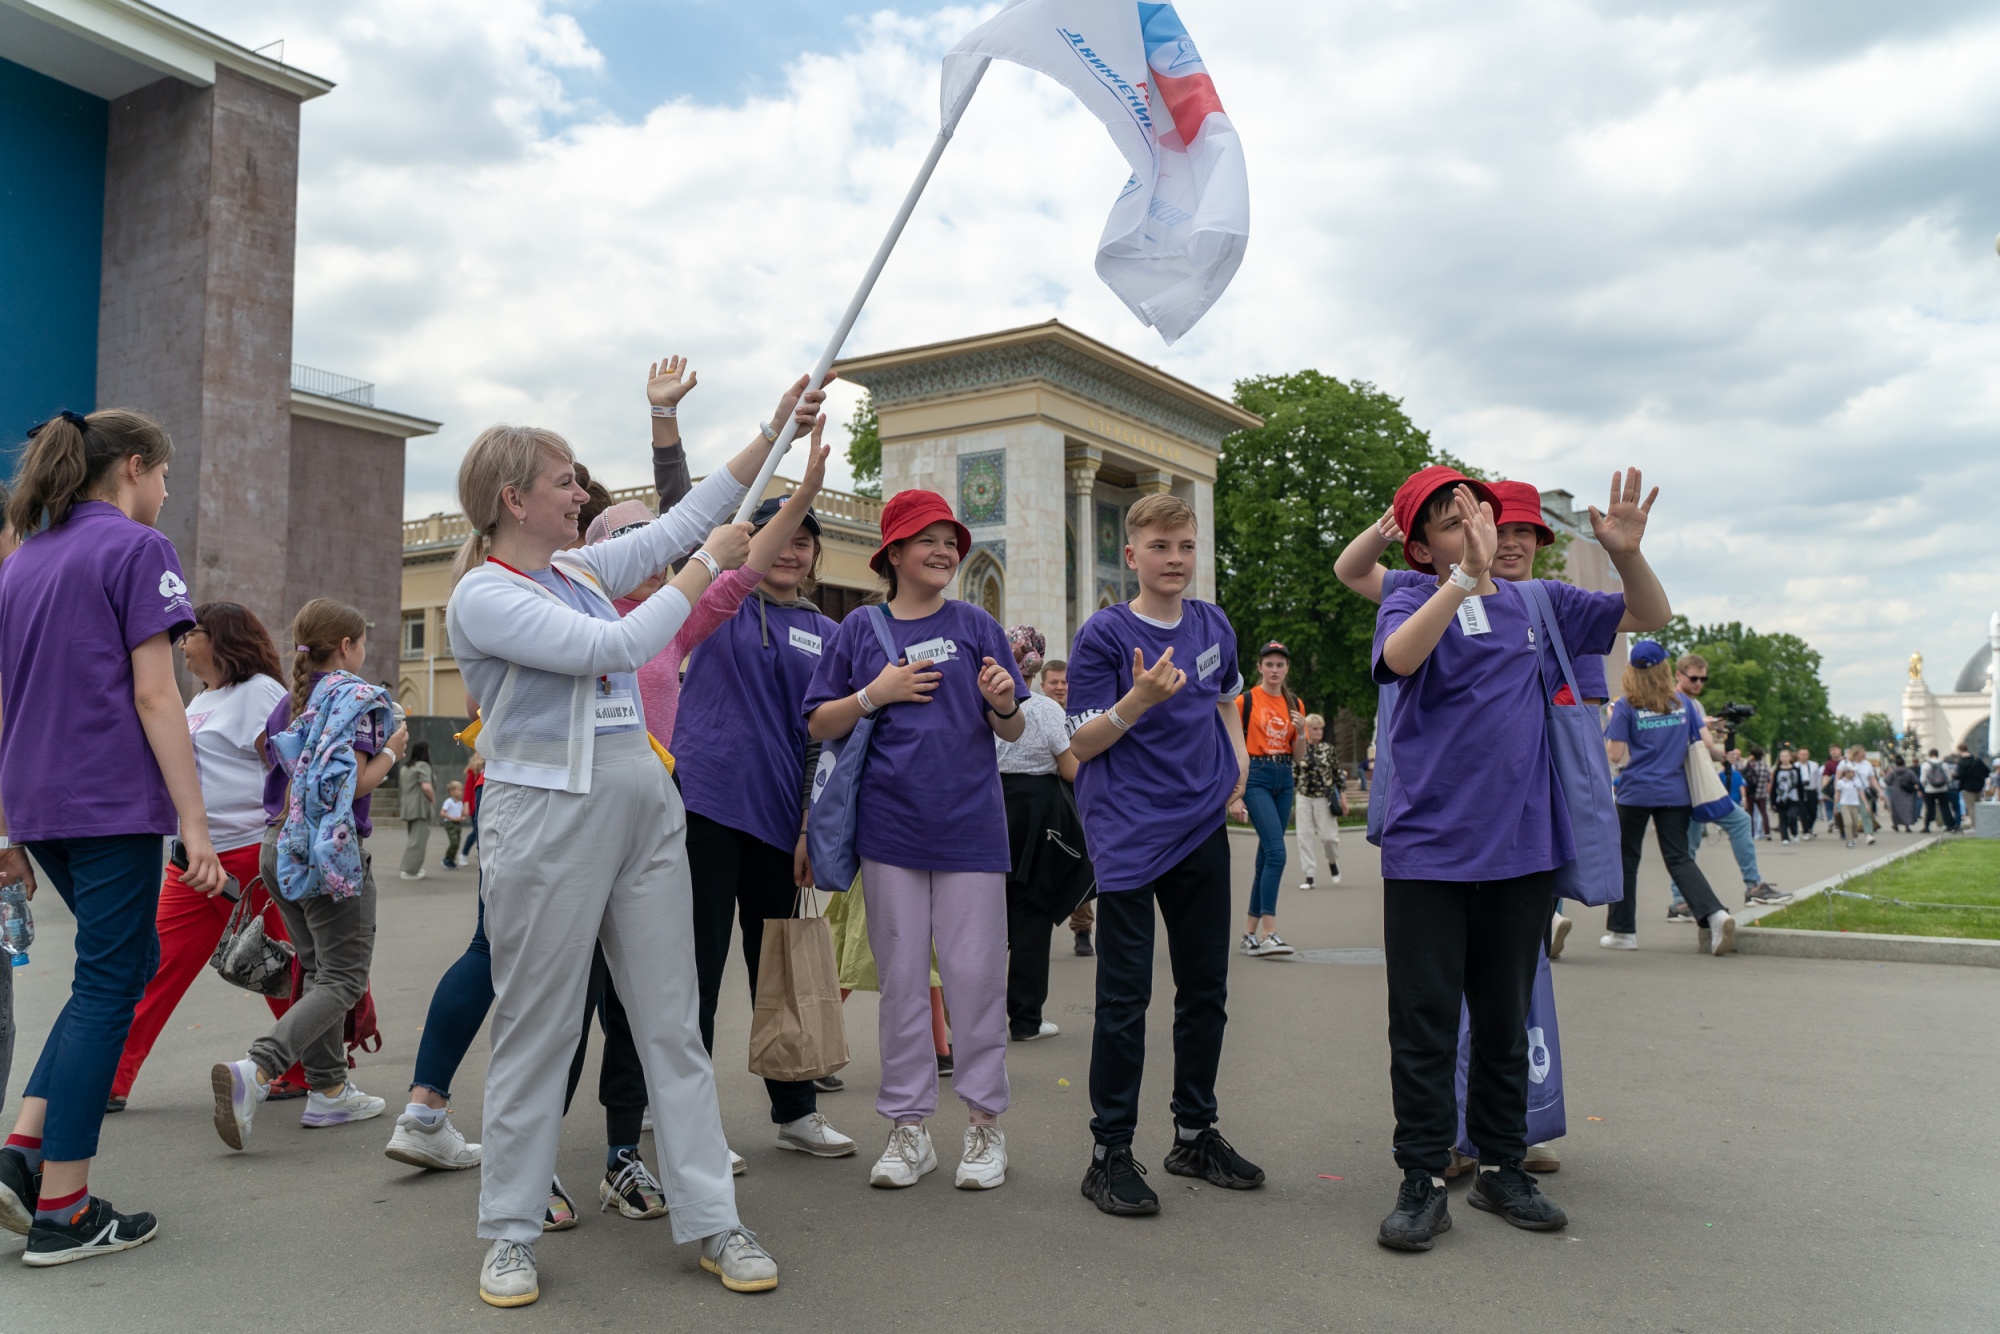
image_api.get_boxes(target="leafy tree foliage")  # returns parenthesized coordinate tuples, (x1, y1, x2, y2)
(845, 394, 881, 498)
(1654, 616, 1840, 753)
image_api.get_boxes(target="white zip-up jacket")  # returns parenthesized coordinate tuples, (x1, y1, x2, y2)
(446, 468, 748, 793)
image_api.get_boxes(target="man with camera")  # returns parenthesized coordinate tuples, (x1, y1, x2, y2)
(1670, 654, 1787, 911)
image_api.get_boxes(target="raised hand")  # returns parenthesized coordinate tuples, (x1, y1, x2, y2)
(978, 657, 1018, 712)
(868, 656, 941, 706)
(1128, 646, 1186, 708)
(1375, 506, 1405, 543)
(795, 415, 830, 499)
(772, 373, 836, 436)
(1588, 468, 1658, 558)
(1454, 486, 1498, 577)
(701, 521, 754, 570)
(647, 355, 698, 407)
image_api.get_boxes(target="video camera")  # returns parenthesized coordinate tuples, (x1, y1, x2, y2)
(1715, 701, 1756, 747)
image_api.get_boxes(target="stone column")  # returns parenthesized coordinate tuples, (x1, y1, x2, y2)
(1066, 448, 1102, 652)
(1133, 469, 1174, 496)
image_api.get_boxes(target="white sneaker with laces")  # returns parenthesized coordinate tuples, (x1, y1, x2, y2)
(701, 1226, 778, 1292)
(1013, 1021, 1058, 1042)
(1549, 913, 1572, 960)
(1253, 933, 1295, 957)
(599, 1148, 667, 1219)
(385, 1111, 480, 1169)
(955, 1124, 1008, 1190)
(1707, 910, 1737, 956)
(868, 1124, 936, 1188)
(776, 1113, 857, 1157)
(209, 1057, 266, 1150)
(301, 1081, 387, 1128)
(1599, 932, 1638, 951)
(479, 1239, 539, 1307)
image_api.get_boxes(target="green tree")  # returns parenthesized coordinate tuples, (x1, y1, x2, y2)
(1655, 616, 1838, 753)
(845, 394, 881, 498)
(1215, 372, 1444, 720)
(1835, 711, 1897, 753)
(1532, 529, 1574, 583)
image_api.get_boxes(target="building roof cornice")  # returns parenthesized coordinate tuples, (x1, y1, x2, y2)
(0, 0, 334, 100)
(292, 390, 440, 439)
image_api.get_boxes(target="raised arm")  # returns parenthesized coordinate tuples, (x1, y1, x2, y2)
(647, 354, 696, 511)
(720, 375, 833, 490)
(1380, 488, 1494, 678)
(1335, 507, 1402, 604)
(1068, 648, 1187, 764)
(1589, 468, 1670, 633)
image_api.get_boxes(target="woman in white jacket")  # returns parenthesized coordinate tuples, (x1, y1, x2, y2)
(447, 378, 823, 1308)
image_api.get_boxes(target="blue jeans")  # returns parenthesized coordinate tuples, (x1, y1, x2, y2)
(1244, 759, 1295, 919)
(1670, 803, 1760, 904)
(22, 835, 164, 1161)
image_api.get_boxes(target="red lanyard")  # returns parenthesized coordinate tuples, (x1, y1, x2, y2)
(486, 556, 574, 592)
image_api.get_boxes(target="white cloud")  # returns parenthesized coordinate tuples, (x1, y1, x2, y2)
(177, 0, 2000, 720)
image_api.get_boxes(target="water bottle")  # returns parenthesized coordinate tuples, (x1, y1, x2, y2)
(0, 883, 30, 967)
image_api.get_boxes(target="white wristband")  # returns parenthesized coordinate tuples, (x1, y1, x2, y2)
(1447, 563, 1479, 593)
(857, 687, 879, 715)
(690, 550, 721, 581)
(760, 420, 779, 444)
(651, 404, 677, 419)
(1107, 707, 1131, 732)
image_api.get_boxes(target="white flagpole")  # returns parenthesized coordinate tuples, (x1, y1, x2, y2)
(733, 58, 992, 523)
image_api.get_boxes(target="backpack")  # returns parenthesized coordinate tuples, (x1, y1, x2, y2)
(1923, 760, 1950, 790)
(1238, 687, 1302, 733)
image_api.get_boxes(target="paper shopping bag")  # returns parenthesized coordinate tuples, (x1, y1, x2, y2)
(748, 913, 851, 1083)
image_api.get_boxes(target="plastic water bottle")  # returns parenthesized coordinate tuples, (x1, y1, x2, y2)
(0, 883, 30, 967)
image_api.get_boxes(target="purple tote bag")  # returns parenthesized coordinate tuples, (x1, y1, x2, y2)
(1520, 580, 1622, 907)
(1454, 945, 1565, 1156)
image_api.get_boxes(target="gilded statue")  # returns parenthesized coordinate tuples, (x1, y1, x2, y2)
(1908, 651, 1923, 682)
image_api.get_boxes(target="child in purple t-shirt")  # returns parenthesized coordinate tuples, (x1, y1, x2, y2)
(1368, 466, 1668, 1254)
(804, 490, 1027, 1193)
(1064, 494, 1264, 1217)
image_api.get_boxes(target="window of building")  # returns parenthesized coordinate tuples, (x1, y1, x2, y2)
(402, 609, 426, 660)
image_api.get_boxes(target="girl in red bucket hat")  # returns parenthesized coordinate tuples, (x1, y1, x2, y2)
(804, 490, 1029, 1193)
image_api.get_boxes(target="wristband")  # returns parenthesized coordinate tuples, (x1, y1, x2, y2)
(991, 700, 1020, 720)
(651, 404, 677, 419)
(1106, 707, 1131, 732)
(690, 549, 721, 581)
(760, 420, 779, 444)
(857, 687, 879, 715)
(1447, 563, 1479, 593)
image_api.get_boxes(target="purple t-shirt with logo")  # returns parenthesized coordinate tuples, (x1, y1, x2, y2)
(0, 501, 196, 840)
(1068, 601, 1244, 893)
(262, 674, 383, 837)
(1604, 692, 1697, 807)
(1381, 568, 1609, 701)
(1371, 578, 1624, 882)
(802, 600, 1026, 873)
(678, 596, 839, 855)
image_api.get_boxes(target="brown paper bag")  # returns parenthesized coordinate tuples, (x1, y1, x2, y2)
(748, 892, 850, 1083)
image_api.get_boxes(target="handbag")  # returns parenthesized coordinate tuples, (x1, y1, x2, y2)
(1682, 707, 1734, 820)
(1519, 581, 1623, 906)
(209, 881, 297, 998)
(747, 887, 852, 1082)
(806, 606, 902, 893)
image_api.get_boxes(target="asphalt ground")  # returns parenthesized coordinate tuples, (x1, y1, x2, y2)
(4, 822, 1994, 1332)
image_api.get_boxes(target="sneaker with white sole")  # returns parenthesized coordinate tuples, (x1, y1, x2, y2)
(479, 1239, 538, 1307)
(1239, 933, 1259, 956)
(1, 1146, 42, 1235)
(730, 1149, 747, 1176)
(21, 1195, 158, 1267)
(599, 1148, 667, 1219)
(868, 1124, 937, 1188)
(1524, 1142, 1561, 1173)
(543, 1175, 578, 1231)
(1599, 932, 1638, 951)
(210, 1058, 266, 1150)
(301, 1081, 387, 1128)
(1549, 913, 1572, 960)
(1012, 1020, 1058, 1042)
(1253, 933, 1295, 957)
(1707, 910, 1737, 956)
(701, 1226, 778, 1292)
(776, 1113, 857, 1158)
(385, 1111, 480, 1170)
(955, 1124, 1007, 1190)
(1297, 877, 1315, 891)
(399, 870, 427, 881)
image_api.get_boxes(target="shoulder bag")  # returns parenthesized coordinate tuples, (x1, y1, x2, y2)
(210, 880, 298, 998)
(1520, 581, 1623, 906)
(1681, 702, 1734, 819)
(806, 607, 902, 893)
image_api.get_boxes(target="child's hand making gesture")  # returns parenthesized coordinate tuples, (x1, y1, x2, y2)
(978, 657, 1019, 713)
(646, 354, 698, 410)
(1128, 646, 1186, 708)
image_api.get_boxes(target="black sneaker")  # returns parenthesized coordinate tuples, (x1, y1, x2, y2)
(1073, 930, 1094, 957)
(1081, 1144, 1160, 1216)
(22, 1195, 159, 1266)
(1468, 1160, 1568, 1231)
(1377, 1168, 1451, 1251)
(0, 1147, 40, 1236)
(936, 1049, 954, 1079)
(813, 1074, 845, 1093)
(1163, 1128, 1265, 1190)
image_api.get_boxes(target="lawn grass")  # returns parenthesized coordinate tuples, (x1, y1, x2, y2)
(1751, 839, 2000, 941)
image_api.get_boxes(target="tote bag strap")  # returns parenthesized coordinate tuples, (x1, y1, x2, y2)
(866, 604, 900, 669)
(1519, 580, 1585, 709)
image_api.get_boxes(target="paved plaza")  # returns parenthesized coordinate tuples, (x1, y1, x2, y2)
(7, 824, 1994, 1331)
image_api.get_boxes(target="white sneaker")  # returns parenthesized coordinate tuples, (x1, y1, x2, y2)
(301, 1080, 387, 1127)
(955, 1124, 1007, 1190)
(1253, 933, 1295, 957)
(385, 1110, 480, 1170)
(776, 1113, 857, 1158)
(1329, 871, 1342, 885)
(868, 1124, 937, 1188)
(210, 1057, 266, 1150)
(1707, 910, 1737, 956)
(1599, 932, 1638, 951)
(701, 1226, 778, 1293)
(730, 1149, 746, 1176)
(1549, 913, 1572, 961)
(1013, 1021, 1058, 1042)
(1239, 933, 1259, 956)
(479, 1239, 539, 1308)
(399, 870, 427, 881)
(1297, 878, 1315, 891)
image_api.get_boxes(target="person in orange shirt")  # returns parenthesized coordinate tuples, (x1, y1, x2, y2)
(1233, 641, 1308, 956)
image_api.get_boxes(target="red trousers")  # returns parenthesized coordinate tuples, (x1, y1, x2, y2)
(113, 841, 302, 1098)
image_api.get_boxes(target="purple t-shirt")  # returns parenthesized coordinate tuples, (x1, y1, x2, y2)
(1068, 601, 1244, 893)
(1381, 567, 1609, 701)
(262, 673, 384, 838)
(801, 600, 1026, 873)
(678, 595, 839, 855)
(1371, 578, 1624, 882)
(0, 501, 195, 840)
(1605, 692, 1697, 807)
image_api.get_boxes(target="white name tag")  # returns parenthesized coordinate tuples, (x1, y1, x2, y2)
(788, 627, 823, 656)
(902, 636, 958, 665)
(1456, 596, 1492, 637)
(1196, 644, 1221, 680)
(593, 691, 639, 730)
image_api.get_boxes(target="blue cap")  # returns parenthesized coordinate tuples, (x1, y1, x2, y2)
(1629, 640, 1670, 668)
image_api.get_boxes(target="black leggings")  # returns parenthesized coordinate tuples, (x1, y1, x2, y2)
(1610, 805, 1724, 933)
(1778, 801, 1802, 841)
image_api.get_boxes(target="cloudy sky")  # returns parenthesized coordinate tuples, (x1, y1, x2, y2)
(179, 0, 2000, 719)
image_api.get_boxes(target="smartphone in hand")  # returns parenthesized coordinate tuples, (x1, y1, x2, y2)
(170, 839, 241, 902)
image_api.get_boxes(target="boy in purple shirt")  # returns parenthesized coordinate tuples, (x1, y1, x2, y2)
(1065, 495, 1263, 1217)
(1370, 466, 1670, 1252)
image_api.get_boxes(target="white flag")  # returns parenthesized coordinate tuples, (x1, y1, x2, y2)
(943, 0, 1249, 345)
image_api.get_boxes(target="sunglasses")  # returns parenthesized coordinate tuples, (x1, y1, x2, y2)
(1683, 674, 1708, 684)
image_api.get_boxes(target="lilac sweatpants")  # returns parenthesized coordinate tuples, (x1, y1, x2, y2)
(860, 858, 1010, 1123)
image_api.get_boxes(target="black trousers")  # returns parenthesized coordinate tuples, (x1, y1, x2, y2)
(1383, 871, 1554, 1173)
(1922, 793, 1959, 831)
(1778, 800, 1802, 840)
(563, 945, 647, 1147)
(1088, 826, 1231, 1148)
(686, 811, 817, 1125)
(1005, 887, 1055, 1038)
(1609, 804, 1724, 934)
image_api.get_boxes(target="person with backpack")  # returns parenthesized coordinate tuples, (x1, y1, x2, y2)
(1920, 749, 1959, 833)
(1237, 641, 1307, 957)
(1955, 744, 1990, 827)
(803, 489, 1028, 1194)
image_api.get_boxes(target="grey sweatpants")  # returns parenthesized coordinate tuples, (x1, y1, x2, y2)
(477, 731, 737, 1246)
(252, 829, 378, 1089)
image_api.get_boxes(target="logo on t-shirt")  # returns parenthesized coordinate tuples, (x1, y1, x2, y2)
(1633, 707, 1685, 730)
(788, 627, 823, 657)
(160, 571, 188, 598)
(1196, 644, 1221, 680)
(902, 636, 960, 665)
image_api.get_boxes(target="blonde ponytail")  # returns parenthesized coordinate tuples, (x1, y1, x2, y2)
(450, 424, 575, 588)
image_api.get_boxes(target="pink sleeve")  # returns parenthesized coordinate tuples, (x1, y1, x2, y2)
(668, 565, 762, 660)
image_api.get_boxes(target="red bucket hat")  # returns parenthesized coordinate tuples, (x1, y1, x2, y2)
(870, 489, 973, 576)
(1489, 480, 1554, 546)
(1392, 466, 1501, 573)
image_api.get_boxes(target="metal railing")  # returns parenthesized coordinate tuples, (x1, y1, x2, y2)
(292, 364, 375, 406)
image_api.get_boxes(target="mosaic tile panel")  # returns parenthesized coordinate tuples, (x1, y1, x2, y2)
(958, 449, 1006, 527)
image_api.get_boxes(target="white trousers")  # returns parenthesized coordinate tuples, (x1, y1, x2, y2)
(1295, 794, 1341, 884)
(477, 731, 737, 1245)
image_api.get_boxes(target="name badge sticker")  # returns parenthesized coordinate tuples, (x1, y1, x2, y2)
(593, 691, 639, 730)
(902, 636, 958, 665)
(1455, 596, 1492, 637)
(788, 627, 823, 657)
(1196, 644, 1222, 680)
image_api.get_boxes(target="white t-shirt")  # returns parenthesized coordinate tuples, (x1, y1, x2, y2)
(1834, 765, 1863, 805)
(995, 693, 1071, 776)
(186, 675, 288, 852)
(441, 797, 466, 822)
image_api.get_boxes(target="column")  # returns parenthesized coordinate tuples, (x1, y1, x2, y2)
(1133, 469, 1174, 496)
(1066, 447, 1101, 653)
